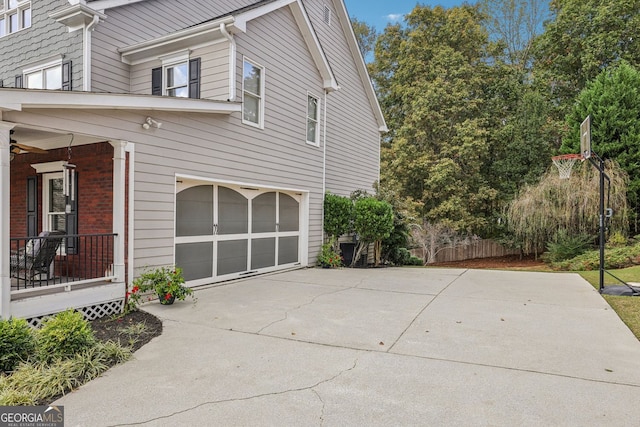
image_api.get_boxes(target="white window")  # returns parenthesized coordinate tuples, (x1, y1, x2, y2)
(164, 61, 188, 97)
(43, 173, 67, 234)
(24, 60, 62, 90)
(306, 93, 320, 145)
(0, 0, 30, 38)
(243, 58, 265, 128)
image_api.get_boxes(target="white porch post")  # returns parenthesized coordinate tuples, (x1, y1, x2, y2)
(110, 141, 127, 283)
(0, 119, 15, 319)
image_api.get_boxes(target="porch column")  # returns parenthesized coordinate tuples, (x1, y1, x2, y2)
(0, 119, 15, 319)
(110, 141, 127, 283)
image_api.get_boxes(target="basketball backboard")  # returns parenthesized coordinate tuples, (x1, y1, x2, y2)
(580, 115, 591, 159)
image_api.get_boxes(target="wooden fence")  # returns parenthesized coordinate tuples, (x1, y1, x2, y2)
(411, 239, 521, 264)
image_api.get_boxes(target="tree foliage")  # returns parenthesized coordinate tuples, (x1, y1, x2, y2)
(351, 17, 378, 61)
(352, 197, 393, 266)
(507, 161, 629, 255)
(479, 0, 549, 69)
(373, 5, 499, 234)
(323, 193, 353, 246)
(561, 62, 640, 229)
(534, 0, 640, 116)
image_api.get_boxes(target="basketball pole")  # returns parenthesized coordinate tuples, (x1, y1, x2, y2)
(587, 153, 606, 293)
(581, 115, 639, 296)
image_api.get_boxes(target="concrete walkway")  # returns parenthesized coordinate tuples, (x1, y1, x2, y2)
(56, 268, 640, 426)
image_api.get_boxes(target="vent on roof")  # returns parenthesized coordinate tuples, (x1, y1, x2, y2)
(323, 4, 331, 25)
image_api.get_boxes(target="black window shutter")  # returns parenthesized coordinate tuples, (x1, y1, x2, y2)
(0, 79, 3, 88)
(61, 61, 72, 91)
(189, 57, 200, 99)
(26, 176, 38, 237)
(65, 172, 79, 254)
(15, 75, 23, 88)
(152, 67, 162, 96)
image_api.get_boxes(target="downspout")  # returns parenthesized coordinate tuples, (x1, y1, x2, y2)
(83, 14, 100, 91)
(321, 89, 328, 243)
(219, 23, 236, 101)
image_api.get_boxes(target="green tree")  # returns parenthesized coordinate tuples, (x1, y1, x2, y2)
(352, 197, 393, 266)
(534, 0, 640, 118)
(351, 17, 378, 61)
(373, 5, 498, 233)
(479, 0, 549, 69)
(561, 62, 640, 231)
(323, 192, 353, 249)
(507, 161, 629, 255)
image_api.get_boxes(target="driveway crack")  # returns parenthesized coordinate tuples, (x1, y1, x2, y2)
(386, 269, 469, 352)
(256, 287, 351, 333)
(107, 358, 359, 427)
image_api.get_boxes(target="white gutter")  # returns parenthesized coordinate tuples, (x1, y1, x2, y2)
(219, 23, 236, 102)
(83, 14, 100, 91)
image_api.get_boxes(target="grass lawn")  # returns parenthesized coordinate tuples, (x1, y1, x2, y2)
(577, 266, 640, 340)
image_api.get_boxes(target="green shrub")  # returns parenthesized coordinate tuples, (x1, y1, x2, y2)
(323, 193, 353, 243)
(0, 340, 131, 405)
(0, 318, 36, 373)
(37, 310, 95, 363)
(392, 247, 412, 265)
(551, 241, 640, 271)
(607, 231, 628, 248)
(544, 230, 593, 263)
(407, 256, 424, 266)
(317, 241, 343, 267)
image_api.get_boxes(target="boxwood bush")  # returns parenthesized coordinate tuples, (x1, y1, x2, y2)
(0, 318, 36, 373)
(37, 310, 96, 363)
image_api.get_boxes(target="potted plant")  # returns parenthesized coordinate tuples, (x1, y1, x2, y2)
(130, 266, 195, 306)
(317, 240, 343, 268)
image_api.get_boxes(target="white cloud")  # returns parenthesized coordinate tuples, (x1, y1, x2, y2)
(386, 13, 402, 22)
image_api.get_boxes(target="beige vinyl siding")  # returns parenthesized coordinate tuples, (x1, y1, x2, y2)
(90, 0, 257, 94)
(303, 0, 381, 197)
(6, 7, 327, 268)
(129, 42, 230, 100)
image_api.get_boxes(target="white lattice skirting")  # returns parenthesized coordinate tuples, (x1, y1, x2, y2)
(26, 299, 124, 328)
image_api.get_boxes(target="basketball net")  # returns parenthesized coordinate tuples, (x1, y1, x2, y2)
(552, 154, 583, 179)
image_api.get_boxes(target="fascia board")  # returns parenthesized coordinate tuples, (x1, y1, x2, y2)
(87, 0, 146, 11)
(233, 0, 297, 33)
(333, 0, 388, 132)
(0, 89, 241, 114)
(287, 1, 338, 92)
(119, 17, 235, 65)
(50, 4, 106, 32)
(234, 0, 337, 91)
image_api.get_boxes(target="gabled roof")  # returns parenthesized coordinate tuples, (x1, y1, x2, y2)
(115, 0, 338, 92)
(86, 0, 386, 131)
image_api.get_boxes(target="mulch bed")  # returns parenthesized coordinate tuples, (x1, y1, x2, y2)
(90, 310, 162, 353)
(429, 254, 546, 269)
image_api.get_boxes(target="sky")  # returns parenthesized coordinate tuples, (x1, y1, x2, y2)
(344, 0, 469, 31)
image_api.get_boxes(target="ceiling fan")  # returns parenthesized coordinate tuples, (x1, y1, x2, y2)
(10, 129, 48, 155)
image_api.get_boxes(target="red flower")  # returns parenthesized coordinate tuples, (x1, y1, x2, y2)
(132, 285, 139, 293)
(165, 293, 172, 300)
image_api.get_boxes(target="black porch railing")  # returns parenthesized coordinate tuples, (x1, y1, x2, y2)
(9, 233, 117, 291)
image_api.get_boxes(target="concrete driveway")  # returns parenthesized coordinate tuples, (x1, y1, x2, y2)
(56, 268, 640, 426)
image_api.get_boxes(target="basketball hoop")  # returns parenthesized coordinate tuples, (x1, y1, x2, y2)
(552, 154, 583, 179)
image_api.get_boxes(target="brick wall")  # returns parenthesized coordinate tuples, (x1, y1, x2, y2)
(10, 141, 114, 238)
(10, 141, 132, 280)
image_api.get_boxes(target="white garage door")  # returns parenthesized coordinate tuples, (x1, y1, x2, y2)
(174, 182, 304, 285)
